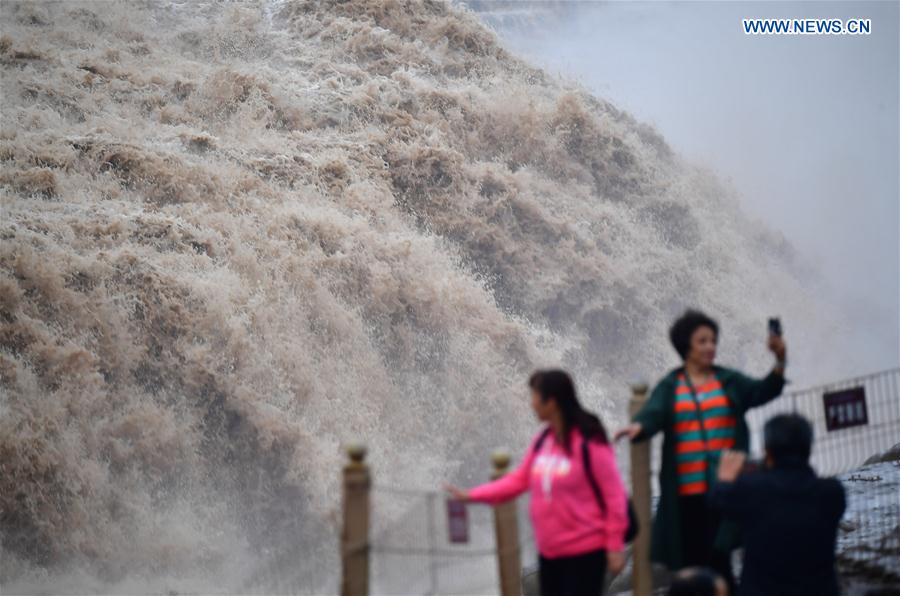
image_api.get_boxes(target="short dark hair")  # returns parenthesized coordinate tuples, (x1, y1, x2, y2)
(669, 310, 719, 361)
(764, 414, 813, 464)
(668, 567, 720, 596)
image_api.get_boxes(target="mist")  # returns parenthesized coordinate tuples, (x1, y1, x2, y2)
(474, 0, 900, 386)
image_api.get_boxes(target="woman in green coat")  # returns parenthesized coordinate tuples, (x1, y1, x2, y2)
(615, 310, 787, 585)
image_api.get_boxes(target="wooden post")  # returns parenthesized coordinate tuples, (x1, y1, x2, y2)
(629, 383, 653, 596)
(341, 444, 370, 596)
(492, 450, 522, 596)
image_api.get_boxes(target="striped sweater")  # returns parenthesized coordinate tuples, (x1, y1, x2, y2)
(674, 372, 737, 495)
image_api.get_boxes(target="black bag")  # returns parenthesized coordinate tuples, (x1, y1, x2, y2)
(534, 428, 639, 544)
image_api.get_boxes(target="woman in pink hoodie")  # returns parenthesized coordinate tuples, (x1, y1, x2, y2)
(446, 370, 629, 596)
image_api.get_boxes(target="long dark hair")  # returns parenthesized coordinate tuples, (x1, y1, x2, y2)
(529, 369, 608, 452)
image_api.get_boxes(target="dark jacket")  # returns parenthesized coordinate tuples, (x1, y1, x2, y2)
(631, 365, 785, 569)
(710, 463, 846, 596)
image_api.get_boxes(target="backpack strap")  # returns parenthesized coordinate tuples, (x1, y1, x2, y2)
(532, 427, 552, 455)
(526, 427, 553, 475)
(582, 437, 607, 515)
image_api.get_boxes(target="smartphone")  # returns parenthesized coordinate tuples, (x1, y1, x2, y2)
(768, 317, 782, 337)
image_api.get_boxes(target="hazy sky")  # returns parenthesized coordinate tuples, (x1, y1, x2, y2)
(482, 1, 900, 380)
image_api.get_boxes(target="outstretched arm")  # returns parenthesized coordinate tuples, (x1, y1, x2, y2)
(735, 369, 786, 410)
(450, 435, 541, 505)
(739, 334, 788, 410)
(465, 458, 531, 505)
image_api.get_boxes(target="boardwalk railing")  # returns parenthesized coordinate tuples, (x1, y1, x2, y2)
(745, 367, 900, 476)
(340, 448, 525, 596)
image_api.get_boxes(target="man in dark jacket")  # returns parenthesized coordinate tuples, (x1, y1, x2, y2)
(711, 414, 846, 596)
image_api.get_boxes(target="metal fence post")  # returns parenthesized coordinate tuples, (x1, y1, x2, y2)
(341, 444, 370, 596)
(492, 451, 522, 596)
(629, 383, 653, 596)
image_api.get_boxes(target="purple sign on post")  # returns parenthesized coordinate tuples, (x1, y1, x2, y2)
(823, 387, 868, 431)
(447, 498, 469, 544)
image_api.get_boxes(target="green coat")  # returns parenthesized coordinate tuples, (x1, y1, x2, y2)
(632, 365, 786, 570)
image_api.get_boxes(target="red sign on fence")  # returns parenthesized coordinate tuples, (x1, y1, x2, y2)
(446, 499, 469, 544)
(823, 387, 868, 431)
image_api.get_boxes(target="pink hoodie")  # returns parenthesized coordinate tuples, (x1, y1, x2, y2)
(468, 426, 628, 559)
